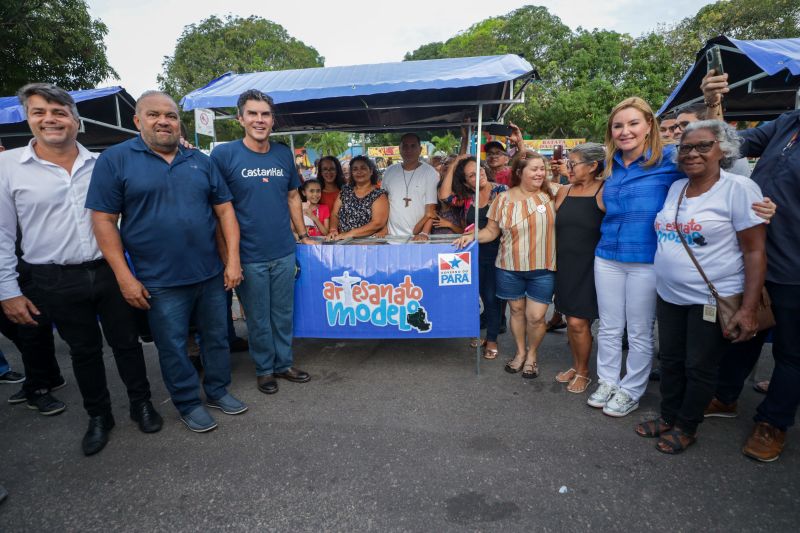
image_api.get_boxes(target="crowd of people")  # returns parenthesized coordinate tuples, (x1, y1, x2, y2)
(0, 68, 798, 468)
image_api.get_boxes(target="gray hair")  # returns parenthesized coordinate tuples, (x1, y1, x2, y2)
(570, 142, 606, 176)
(674, 119, 742, 170)
(135, 90, 177, 115)
(17, 83, 80, 122)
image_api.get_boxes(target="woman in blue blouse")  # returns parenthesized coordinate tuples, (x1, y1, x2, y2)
(588, 97, 774, 418)
(588, 97, 684, 417)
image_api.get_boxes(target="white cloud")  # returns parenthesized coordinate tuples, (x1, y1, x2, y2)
(86, 0, 714, 98)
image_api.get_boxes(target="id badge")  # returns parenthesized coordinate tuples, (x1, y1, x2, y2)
(703, 304, 717, 323)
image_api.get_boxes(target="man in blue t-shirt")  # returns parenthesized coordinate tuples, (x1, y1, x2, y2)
(211, 90, 314, 395)
(86, 91, 247, 433)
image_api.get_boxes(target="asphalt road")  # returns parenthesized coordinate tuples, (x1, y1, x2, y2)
(0, 316, 796, 532)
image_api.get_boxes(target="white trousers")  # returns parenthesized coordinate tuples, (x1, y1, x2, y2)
(594, 257, 656, 401)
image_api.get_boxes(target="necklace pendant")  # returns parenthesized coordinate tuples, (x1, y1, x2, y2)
(403, 197, 412, 207)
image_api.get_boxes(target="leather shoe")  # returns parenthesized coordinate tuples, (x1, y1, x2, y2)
(82, 413, 115, 456)
(743, 421, 786, 462)
(257, 375, 278, 394)
(130, 400, 163, 433)
(275, 367, 311, 383)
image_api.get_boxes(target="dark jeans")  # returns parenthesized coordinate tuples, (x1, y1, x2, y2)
(657, 296, 727, 434)
(0, 263, 62, 393)
(28, 260, 151, 416)
(146, 273, 231, 415)
(755, 282, 800, 431)
(479, 254, 502, 343)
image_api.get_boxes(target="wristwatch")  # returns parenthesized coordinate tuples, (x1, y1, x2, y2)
(299, 233, 310, 241)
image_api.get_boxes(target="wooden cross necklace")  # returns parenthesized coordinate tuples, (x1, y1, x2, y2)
(402, 164, 418, 207)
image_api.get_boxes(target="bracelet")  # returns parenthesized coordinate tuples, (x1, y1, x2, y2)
(299, 233, 309, 240)
(704, 99, 721, 109)
(418, 232, 429, 238)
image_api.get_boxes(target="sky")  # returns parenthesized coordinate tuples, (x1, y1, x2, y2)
(87, 0, 717, 98)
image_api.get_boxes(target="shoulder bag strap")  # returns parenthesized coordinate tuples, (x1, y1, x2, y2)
(673, 183, 722, 301)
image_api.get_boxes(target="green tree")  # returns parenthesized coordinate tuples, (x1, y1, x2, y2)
(158, 15, 324, 144)
(660, 0, 800, 74)
(306, 132, 350, 157)
(0, 0, 117, 94)
(430, 132, 460, 154)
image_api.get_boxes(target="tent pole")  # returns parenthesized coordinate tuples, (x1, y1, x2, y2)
(289, 134, 296, 158)
(475, 103, 484, 376)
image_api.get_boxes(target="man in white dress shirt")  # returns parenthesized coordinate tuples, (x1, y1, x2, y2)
(0, 83, 161, 456)
(381, 133, 440, 239)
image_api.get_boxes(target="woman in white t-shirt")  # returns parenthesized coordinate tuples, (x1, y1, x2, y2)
(636, 120, 767, 454)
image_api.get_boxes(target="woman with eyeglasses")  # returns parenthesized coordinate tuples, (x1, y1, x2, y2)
(635, 120, 767, 454)
(316, 156, 346, 214)
(590, 98, 776, 420)
(552, 143, 606, 393)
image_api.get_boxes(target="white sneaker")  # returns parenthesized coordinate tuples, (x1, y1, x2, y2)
(587, 381, 617, 408)
(602, 389, 639, 417)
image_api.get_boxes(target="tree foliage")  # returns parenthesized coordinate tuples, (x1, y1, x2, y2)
(158, 15, 324, 144)
(405, 0, 799, 140)
(430, 132, 460, 154)
(306, 132, 350, 157)
(0, 0, 117, 94)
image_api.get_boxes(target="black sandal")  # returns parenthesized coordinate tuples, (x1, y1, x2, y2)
(635, 418, 673, 438)
(656, 428, 696, 454)
(521, 361, 539, 379)
(504, 357, 524, 374)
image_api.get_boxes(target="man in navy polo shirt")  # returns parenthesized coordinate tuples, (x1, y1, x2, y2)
(211, 90, 314, 395)
(87, 91, 247, 433)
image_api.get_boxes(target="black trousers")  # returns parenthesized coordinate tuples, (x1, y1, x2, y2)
(755, 282, 800, 431)
(714, 330, 767, 405)
(0, 261, 62, 393)
(28, 260, 151, 416)
(657, 296, 728, 434)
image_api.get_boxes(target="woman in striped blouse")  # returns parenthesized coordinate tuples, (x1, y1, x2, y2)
(455, 151, 558, 378)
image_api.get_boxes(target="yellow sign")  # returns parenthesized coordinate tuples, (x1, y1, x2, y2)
(368, 145, 429, 158)
(522, 139, 586, 150)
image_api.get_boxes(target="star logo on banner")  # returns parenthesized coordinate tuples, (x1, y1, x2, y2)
(449, 257, 462, 268)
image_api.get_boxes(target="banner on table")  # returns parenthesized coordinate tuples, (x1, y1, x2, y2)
(294, 242, 480, 339)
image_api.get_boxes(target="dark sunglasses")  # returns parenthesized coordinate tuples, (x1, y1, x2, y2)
(678, 140, 720, 155)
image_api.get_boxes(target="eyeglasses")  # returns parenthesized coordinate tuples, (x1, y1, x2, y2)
(566, 160, 588, 170)
(677, 140, 720, 155)
(668, 121, 691, 133)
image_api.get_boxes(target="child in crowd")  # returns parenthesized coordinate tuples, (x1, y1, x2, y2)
(301, 179, 330, 236)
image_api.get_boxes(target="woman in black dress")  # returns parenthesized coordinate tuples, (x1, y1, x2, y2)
(553, 143, 606, 393)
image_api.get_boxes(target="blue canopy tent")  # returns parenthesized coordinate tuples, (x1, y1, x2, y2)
(182, 54, 538, 372)
(658, 36, 800, 120)
(0, 86, 137, 150)
(180, 54, 538, 133)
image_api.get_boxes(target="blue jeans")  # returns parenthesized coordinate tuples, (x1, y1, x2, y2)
(146, 273, 231, 415)
(0, 349, 8, 375)
(238, 253, 296, 376)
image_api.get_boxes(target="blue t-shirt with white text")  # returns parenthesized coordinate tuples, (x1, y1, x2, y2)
(211, 140, 301, 264)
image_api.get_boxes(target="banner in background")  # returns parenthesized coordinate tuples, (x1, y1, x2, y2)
(294, 242, 480, 339)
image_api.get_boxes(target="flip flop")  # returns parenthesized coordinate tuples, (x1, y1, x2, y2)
(555, 368, 576, 383)
(470, 338, 487, 349)
(567, 374, 592, 393)
(522, 361, 539, 379)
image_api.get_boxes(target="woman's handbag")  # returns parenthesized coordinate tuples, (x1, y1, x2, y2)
(674, 184, 775, 335)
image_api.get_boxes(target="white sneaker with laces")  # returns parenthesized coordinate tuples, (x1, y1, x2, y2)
(602, 389, 639, 417)
(587, 381, 617, 408)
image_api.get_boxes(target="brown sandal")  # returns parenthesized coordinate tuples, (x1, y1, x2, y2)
(483, 346, 499, 360)
(566, 374, 592, 393)
(504, 356, 525, 374)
